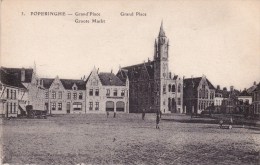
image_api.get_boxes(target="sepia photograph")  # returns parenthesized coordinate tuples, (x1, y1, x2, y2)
(0, 0, 260, 164)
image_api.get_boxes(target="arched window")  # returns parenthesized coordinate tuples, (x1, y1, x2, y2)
(163, 85, 166, 94)
(172, 85, 176, 92)
(206, 90, 208, 99)
(178, 84, 181, 93)
(168, 84, 171, 92)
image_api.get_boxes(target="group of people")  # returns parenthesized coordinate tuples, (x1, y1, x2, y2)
(142, 108, 162, 129)
(106, 111, 116, 118)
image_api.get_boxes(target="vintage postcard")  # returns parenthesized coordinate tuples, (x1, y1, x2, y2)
(0, 0, 259, 164)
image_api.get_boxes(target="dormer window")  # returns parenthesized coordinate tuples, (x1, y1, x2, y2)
(73, 87, 77, 90)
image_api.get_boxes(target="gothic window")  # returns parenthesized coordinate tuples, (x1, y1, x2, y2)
(163, 85, 166, 94)
(178, 84, 181, 93)
(172, 85, 175, 92)
(168, 84, 171, 92)
(177, 98, 181, 105)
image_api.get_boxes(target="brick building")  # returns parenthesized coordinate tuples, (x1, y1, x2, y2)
(117, 23, 183, 113)
(183, 76, 215, 114)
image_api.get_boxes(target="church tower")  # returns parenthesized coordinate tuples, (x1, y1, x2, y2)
(154, 21, 169, 79)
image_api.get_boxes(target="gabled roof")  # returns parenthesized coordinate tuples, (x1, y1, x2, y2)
(60, 79, 86, 90)
(98, 72, 125, 86)
(239, 90, 251, 96)
(184, 77, 215, 90)
(252, 83, 260, 92)
(0, 68, 26, 89)
(41, 78, 54, 89)
(1, 67, 33, 83)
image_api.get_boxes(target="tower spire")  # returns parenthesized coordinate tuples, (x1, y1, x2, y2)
(159, 20, 165, 37)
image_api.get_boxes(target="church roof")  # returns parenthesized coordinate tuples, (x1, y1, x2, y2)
(119, 61, 155, 81)
(41, 78, 54, 89)
(98, 72, 125, 86)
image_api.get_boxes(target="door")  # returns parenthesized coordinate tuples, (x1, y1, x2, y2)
(66, 102, 70, 114)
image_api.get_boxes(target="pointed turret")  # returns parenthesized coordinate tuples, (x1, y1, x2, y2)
(158, 21, 166, 37)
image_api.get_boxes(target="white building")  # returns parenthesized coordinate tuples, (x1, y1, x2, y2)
(86, 67, 129, 113)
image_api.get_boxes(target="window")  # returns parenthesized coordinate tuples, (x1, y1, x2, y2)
(14, 90, 16, 99)
(95, 102, 99, 110)
(10, 103, 12, 113)
(89, 102, 93, 110)
(163, 85, 166, 94)
(79, 93, 83, 100)
(0, 84, 2, 90)
(89, 89, 93, 96)
(67, 92, 71, 99)
(51, 102, 56, 110)
(73, 102, 82, 111)
(45, 91, 49, 99)
(106, 89, 110, 96)
(168, 85, 171, 92)
(121, 90, 125, 96)
(58, 103, 62, 110)
(73, 93, 77, 100)
(178, 84, 181, 93)
(172, 85, 176, 92)
(177, 98, 181, 105)
(95, 89, 99, 96)
(114, 89, 117, 96)
(58, 91, 62, 99)
(73, 87, 77, 90)
(206, 90, 208, 99)
(10, 90, 13, 99)
(52, 91, 56, 99)
(6, 89, 9, 99)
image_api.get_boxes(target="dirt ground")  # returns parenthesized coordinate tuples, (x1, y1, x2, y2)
(1, 113, 259, 165)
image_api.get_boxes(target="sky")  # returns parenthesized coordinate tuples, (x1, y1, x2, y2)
(1, 0, 260, 90)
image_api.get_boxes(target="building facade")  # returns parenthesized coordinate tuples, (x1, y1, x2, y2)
(183, 76, 215, 114)
(0, 67, 44, 117)
(252, 83, 260, 115)
(117, 23, 183, 113)
(42, 76, 86, 114)
(86, 67, 129, 113)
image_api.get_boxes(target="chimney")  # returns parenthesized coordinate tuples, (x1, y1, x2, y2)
(217, 85, 220, 90)
(21, 68, 25, 82)
(254, 81, 256, 85)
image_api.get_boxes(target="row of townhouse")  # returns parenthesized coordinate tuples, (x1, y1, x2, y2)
(41, 67, 129, 114)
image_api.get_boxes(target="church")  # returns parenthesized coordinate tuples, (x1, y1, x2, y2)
(117, 23, 183, 113)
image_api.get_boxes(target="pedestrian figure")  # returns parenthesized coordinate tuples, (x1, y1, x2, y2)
(219, 119, 223, 128)
(106, 111, 109, 118)
(159, 110, 162, 118)
(156, 112, 160, 129)
(142, 108, 146, 120)
(114, 112, 116, 118)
